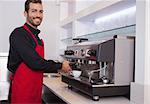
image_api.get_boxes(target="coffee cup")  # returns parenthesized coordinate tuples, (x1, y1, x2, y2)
(70, 70, 81, 78)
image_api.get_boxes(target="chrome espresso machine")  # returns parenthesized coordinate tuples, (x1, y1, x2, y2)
(61, 35, 135, 101)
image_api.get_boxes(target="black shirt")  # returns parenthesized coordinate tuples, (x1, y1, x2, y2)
(7, 23, 62, 73)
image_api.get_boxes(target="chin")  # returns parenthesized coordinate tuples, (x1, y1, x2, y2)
(34, 23, 41, 27)
(33, 21, 42, 25)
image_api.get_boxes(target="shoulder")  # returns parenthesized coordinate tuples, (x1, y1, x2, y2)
(10, 26, 29, 40)
(10, 26, 26, 37)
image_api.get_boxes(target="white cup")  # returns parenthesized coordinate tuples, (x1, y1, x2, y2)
(71, 70, 81, 78)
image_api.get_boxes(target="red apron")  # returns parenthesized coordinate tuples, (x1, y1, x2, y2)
(11, 24, 44, 104)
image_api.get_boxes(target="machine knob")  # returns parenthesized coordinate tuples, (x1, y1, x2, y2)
(64, 50, 74, 55)
(87, 49, 96, 56)
(81, 49, 85, 56)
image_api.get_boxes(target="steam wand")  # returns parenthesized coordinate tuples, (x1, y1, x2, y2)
(88, 65, 107, 83)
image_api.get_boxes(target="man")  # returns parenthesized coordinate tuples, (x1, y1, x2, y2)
(7, 0, 71, 103)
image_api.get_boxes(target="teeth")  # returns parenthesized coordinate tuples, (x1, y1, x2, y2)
(35, 19, 40, 21)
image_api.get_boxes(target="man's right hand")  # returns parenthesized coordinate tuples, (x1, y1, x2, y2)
(61, 60, 72, 73)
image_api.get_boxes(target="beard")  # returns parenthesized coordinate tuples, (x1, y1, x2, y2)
(27, 15, 43, 27)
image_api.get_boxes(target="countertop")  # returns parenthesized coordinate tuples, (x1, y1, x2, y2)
(43, 74, 132, 104)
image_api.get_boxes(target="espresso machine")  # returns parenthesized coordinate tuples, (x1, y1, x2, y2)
(61, 35, 135, 101)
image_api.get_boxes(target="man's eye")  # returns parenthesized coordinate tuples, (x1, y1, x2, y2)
(32, 10, 36, 12)
(40, 10, 43, 13)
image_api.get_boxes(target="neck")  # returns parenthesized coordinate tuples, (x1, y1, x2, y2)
(26, 21, 37, 29)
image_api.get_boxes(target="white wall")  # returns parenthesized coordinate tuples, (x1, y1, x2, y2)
(135, 0, 145, 85)
(0, 0, 60, 60)
(131, 0, 150, 104)
(130, 1, 145, 104)
(40, 1, 60, 60)
(130, 0, 145, 103)
(144, 0, 150, 103)
(0, 3, 2, 48)
(60, 2, 68, 21)
(0, 1, 24, 53)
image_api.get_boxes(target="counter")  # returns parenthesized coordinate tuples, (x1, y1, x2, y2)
(43, 74, 131, 104)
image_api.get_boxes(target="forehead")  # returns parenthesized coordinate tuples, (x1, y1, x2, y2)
(29, 3, 43, 10)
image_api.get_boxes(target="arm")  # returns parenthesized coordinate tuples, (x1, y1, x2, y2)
(10, 30, 61, 73)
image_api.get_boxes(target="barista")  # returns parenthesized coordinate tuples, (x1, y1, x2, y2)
(7, 0, 71, 103)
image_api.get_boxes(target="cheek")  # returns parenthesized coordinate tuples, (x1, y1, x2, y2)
(27, 14, 33, 22)
(28, 12, 35, 18)
(30, 14, 36, 18)
(41, 15, 43, 19)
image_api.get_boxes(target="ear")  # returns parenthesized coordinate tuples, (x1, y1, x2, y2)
(24, 11, 27, 18)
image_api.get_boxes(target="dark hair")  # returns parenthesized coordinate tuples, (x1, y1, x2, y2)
(25, 0, 42, 12)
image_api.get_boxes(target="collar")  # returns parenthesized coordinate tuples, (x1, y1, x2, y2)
(24, 23, 40, 36)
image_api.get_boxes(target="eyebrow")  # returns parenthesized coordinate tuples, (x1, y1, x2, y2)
(30, 8, 43, 12)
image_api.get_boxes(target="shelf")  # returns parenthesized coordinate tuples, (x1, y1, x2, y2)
(59, 0, 136, 45)
(76, 0, 123, 21)
(77, 24, 136, 41)
(76, 0, 135, 22)
(60, 0, 124, 27)
(61, 24, 135, 44)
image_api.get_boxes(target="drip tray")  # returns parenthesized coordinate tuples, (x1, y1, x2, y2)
(61, 74, 130, 101)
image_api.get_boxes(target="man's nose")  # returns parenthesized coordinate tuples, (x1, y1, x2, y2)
(36, 11, 42, 17)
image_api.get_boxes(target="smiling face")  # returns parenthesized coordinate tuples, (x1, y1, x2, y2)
(24, 3, 43, 29)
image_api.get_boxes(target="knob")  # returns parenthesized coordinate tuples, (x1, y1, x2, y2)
(87, 49, 96, 56)
(64, 50, 74, 55)
(81, 49, 85, 56)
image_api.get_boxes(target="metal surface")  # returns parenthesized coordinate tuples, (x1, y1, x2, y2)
(61, 36, 134, 100)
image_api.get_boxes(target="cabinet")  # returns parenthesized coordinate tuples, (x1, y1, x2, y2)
(42, 85, 66, 104)
(59, 0, 136, 50)
(0, 53, 10, 101)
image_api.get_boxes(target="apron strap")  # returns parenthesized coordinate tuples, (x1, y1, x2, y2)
(23, 24, 39, 45)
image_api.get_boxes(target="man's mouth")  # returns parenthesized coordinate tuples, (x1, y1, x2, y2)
(33, 17, 42, 21)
